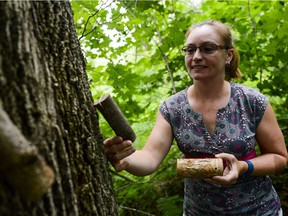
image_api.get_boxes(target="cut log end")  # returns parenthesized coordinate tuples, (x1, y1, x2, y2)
(5, 156, 55, 202)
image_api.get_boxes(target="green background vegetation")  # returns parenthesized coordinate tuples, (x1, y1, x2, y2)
(72, 1, 288, 215)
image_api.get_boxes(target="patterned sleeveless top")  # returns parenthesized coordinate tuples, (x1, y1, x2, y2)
(159, 82, 281, 215)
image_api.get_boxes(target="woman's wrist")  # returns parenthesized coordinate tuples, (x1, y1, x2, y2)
(239, 160, 249, 176)
(242, 160, 254, 177)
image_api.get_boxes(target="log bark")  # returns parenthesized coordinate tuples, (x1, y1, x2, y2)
(95, 94, 136, 142)
(0, 102, 54, 201)
(177, 158, 224, 178)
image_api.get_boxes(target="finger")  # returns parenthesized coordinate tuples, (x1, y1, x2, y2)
(212, 175, 237, 185)
(105, 140, 133, 155)
(223, 166, 230, 176)
(203, 178, 228, 186)
(109, 146, 136, 163)
(212, 165, 238, 184)
(104, 136, 123, 146)
(204, 178, 217, 184)
(215, 153, 235, 161)
(216, 154, 240, 175)
(215, 153, 238, 171)
(114, 160, 129, 172)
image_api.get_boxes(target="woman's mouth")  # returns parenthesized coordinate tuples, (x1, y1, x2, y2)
(192, 65, 207, 69)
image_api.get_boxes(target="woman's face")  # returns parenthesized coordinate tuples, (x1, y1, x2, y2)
(184, 25, 232, 81)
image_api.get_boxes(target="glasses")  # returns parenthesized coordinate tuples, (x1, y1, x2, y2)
(182, 43, 228, 56)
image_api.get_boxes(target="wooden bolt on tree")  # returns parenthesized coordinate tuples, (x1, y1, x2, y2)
(0, 1, 118, 215)
(95, 94, 136, 142)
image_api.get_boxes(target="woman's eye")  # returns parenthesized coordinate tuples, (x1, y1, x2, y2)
(203, 46, 216, 53)
(202, 44, 217, 53)
(187, 47, 196, 53)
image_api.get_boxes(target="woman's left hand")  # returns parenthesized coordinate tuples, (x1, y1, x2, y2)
(204, 153, 245, 185)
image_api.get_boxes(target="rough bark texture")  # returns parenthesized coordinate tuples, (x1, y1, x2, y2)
(0, 1, 118, 215)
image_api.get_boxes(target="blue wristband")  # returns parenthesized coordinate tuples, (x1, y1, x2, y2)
(243, 160, 254, 177)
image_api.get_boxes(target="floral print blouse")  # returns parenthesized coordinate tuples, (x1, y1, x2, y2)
(159, 82, 281, 215)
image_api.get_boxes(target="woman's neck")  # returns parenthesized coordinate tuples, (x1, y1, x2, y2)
(189, 80, 229, 100)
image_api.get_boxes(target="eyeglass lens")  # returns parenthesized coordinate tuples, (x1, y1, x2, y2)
(183, 44, 222, 55)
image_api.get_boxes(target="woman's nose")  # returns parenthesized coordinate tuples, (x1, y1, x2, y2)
(193, 48, 203, 61)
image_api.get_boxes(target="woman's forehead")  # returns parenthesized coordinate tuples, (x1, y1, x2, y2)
(186, 25, 223, 45)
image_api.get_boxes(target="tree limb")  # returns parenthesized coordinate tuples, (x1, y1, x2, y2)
(0, 101, 54, 201)
(79, 0, 114, 40)
(247, 0, 263, 83)
(153, 33, 177, 94)
(120, 205, 156, 216)
(79, 0, 136, 40)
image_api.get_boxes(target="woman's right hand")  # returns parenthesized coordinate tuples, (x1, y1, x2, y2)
(103, 136, 136, 172)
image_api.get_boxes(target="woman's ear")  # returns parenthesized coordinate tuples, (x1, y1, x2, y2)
(226, 49, 234, 63)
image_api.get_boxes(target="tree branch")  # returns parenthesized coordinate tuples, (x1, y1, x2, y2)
(0, 101, 54, 201)
(247, 0, 263, 83)
(153, 33, 177, 94)
(79, 0, 114, 40)
(120, 205, 156, 216)
(79, 0, 136, 40)
(110, 168, 135, 182)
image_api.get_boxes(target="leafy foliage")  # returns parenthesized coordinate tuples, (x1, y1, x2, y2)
(72, 0, 288, 215)
(157, 195, 183, 216)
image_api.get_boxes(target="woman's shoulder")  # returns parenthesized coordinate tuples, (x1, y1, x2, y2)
(163, 88, 188, 104)
(159, 88, 188, 121)
(231, 82, 266, 98)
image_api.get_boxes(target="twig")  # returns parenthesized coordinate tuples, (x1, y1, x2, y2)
(79, 0, 136, 40)
(115, 178, 150, 192)
(114, 155, 180, 192)
(120, 205, 156, 216)
(110, 168, 135, 182)
(164, 53, 177, 94)
(247, 0, 263, 83)
(79, 0, 113, 40)
(152, 35, 177, 94)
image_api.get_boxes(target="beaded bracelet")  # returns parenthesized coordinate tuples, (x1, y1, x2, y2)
(243, 160, 254, 177)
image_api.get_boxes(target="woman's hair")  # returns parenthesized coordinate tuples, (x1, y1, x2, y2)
(186, 20, 242, 80)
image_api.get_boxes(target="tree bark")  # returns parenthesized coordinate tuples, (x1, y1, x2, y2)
(0, 1, 118, 215)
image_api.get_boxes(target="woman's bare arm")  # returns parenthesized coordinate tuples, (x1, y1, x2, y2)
(252, 103, 287, 175)
(104, 111, 173, 176)
(212, 103, 287, 185)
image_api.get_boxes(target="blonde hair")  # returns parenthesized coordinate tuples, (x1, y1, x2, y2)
(186, 20, 242, 80)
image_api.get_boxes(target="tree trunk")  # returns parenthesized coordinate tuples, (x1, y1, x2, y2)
(0, 1, 118, 215)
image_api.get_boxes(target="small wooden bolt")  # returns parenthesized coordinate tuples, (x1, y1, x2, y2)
(176, 158, 224, 178)
(95, 94, 136, 142)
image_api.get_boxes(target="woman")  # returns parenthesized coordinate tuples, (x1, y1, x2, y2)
(104, 20, 287, 215)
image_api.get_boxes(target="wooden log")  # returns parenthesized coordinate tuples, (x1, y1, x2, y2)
(94, 94, 136, 142)
(0, 103, 54, 201)
(177, 158, 224, 178)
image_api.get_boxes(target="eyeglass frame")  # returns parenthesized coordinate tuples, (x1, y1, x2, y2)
(181, 43, 231, 56)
